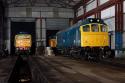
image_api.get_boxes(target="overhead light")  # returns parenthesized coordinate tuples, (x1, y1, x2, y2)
(97, 19, 100, 22)
(90, 19, 93, 22)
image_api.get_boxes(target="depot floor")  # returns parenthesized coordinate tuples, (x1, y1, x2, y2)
(30, 55, 125, 83)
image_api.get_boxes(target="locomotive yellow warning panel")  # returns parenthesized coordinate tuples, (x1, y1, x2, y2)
(15, 34, 32, 48)
(49, 39, 56, 48)
(80, 24, 109, 47)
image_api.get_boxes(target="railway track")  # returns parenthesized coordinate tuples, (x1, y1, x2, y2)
(30, 56, 76, 83)
(31, 56, 104, 83)
(8, 56, 32, 83)
(39, 56, 125, 82)
(7, 55, 125, 83)
(29, 56, 50, 83)
(63, 55, 125, 68)
(36, 58, 80, 83)
(100, 59, 125, 68)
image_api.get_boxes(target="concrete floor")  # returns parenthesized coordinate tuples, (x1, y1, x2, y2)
(0, 56, 17, 82)
(32, 55, 125, 83)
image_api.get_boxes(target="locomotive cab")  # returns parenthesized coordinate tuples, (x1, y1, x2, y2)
(80, 23, 109, 47)
(80, 23, 112, 59)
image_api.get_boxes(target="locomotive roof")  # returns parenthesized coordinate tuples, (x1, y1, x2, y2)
(83, 18, 105, 24)
(16, 32, 30, 35)
(17, 32, 29, 34)
(56, 18, 106, 35)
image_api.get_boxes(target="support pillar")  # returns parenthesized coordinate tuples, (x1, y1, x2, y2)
(115, 0, 124, 57)
(36, 18, 42, 47)
(41, 19, 46, 46)
(7, 18, 11, 54)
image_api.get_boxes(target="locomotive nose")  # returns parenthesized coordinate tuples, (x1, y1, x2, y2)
(82, 33, 109, 47)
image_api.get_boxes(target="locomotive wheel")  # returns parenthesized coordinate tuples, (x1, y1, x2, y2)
(84, 52, 88, 60)
(98, 50, 103, 59)
(69, 50, 73, 57)
(99, 51, 104, 60)
(99, 50, 111, 60)
(110, 50, 115, 58)
(105, 50, 112, 58)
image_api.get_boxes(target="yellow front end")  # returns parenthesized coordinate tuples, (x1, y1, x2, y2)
(15, 34, 32, 48)
(81, 32, 109, 47)
(49, 39, 57, 48)
(80, 24, 109, 47)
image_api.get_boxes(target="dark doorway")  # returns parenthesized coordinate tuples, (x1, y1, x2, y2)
(11, 22, 36, 55)
(46, 30, 59, 46)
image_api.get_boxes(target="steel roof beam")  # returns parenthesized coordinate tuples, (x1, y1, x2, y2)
(6, 0, 81, 8)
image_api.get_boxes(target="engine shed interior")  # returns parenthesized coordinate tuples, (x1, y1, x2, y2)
(0, 0, 125, 83)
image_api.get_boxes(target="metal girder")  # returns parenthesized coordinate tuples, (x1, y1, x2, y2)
(45, 0, 51, 6)
(73, 0, 83, 10)
(52, 0, 72, 8)
(74, 0, 116, 22)
(8, 0, 23, 4)
(6, 0, 81, 8)
(115, 0, 123, 32)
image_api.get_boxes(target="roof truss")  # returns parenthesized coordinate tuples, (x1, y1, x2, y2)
(6, 0, 81, 8)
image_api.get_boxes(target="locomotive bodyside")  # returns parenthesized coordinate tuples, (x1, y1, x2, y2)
(57, 24, 81, 48)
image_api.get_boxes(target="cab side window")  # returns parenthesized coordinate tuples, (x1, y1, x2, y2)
(83, 25, 90, 32)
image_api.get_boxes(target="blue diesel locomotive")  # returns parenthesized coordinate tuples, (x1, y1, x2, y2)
(56, 18, 114, 60)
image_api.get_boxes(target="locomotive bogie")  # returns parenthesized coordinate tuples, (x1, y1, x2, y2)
(58, 46, 113, 60)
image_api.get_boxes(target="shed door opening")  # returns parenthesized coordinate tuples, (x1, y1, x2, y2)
(11, 22, 36, 55)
